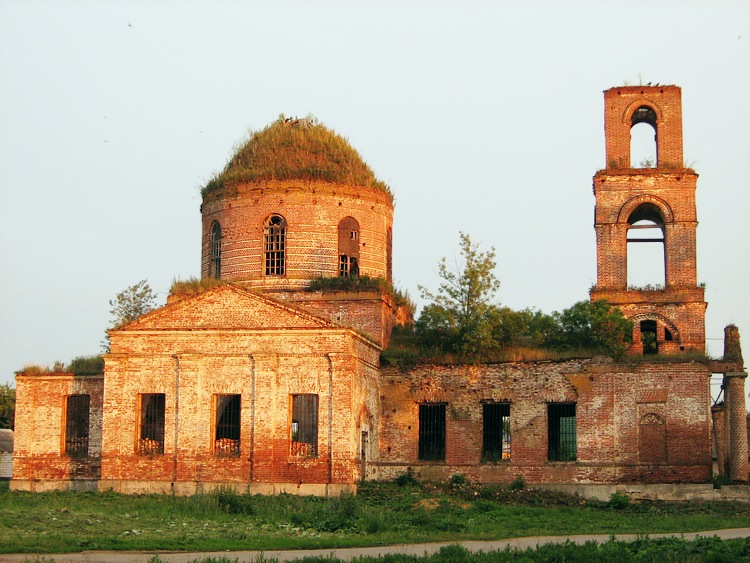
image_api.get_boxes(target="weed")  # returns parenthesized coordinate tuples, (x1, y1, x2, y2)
(507, 475, 525, 491)
(394, 467, 418, 487)
(449, 473, 468, 486)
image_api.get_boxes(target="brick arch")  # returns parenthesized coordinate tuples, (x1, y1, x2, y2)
(621, 98, 665, 125)
(629, 312, 681, 343)
(617, 194, 674, 224)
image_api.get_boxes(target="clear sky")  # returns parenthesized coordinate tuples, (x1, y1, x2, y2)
(1, 0, 748, 389)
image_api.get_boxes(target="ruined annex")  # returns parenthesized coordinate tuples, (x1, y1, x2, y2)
(11, 86, 749, 495)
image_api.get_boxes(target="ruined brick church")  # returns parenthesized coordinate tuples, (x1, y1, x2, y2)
(12, 86, 748, 495)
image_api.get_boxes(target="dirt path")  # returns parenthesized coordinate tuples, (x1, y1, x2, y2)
(3, 528, 750, 563)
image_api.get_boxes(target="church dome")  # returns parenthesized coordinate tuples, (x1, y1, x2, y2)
(202, 116, 392, 201)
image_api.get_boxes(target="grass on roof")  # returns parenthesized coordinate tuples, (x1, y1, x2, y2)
(202, 116, 392, 200)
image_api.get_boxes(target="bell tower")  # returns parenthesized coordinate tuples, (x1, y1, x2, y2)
(590, 85, 706, 354)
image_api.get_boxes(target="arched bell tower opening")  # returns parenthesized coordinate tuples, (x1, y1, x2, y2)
(630, 105, 657, 168)
(626, 202, 665, 287)
(591, 85, 706, 355)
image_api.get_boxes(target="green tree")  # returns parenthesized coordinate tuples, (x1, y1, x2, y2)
(417, 233, 501, 359)
(102, 280, 158, 352)
(0, 383, 16, 430)
(545, 299, 632, 357)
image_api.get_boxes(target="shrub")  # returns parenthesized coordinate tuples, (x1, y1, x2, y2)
(68, 355, 104, 375)
(449, 473, 468, 486)
(608, 491, 630, 509)
(395, 467, 418, 487)
(508, 475, 526, 491)
(215, 487, 254, 515)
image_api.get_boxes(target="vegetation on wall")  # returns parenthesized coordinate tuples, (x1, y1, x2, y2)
(383, 233, 632, 367)
(67, 355, 104, 375)
(308, 275, 416, 315)
(202, 115, 392, 200)
(169, 276, 225, 297)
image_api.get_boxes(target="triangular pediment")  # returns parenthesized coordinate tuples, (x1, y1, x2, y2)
(120, 284, 337, 331)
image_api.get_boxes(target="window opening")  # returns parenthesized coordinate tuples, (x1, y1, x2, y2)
(548, 403, 576, 461)
(627, 203, 665, 287)
(418, 403, 446, 461)
(209, 221, 222, 278)
(139, 393, 165, 455)
(264, 215, 286, 275)
(338, 217, 360, 277)
(339, 255, 359, 277)
(215, 394, 240, 457)
(640, 319, 658, 354)
(65, 394, 90, 458)
(630, 105, 657, 168)
(291, 394, 318, 457)
(664, 328, 673, 342)
(482, 402, 510, 461)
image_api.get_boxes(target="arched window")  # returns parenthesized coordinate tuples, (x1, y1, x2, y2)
(264, 214, 286, 275)
(630, 105, 657, 168)
(338, 217, 360, 277)
(209, 221, 222, 278)
(626, 203, 665, 288)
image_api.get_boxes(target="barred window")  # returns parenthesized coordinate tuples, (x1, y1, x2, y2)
(418, 403, 446, 461)
(264, 214, 286, 275)
(65, 394, 90, 458)
(548, 403, 576, 461)
(215, 394, 240, 457)
(338, 217, 360, 277)
(482, 402, 510, 461)
(209, 221, 222, 278)
(291, 394, 318, 457)
(138, 393, 165, 455)
(339, 255, 359, 277)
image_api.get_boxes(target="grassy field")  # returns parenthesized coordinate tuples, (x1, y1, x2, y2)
(1, 479, 750, 556)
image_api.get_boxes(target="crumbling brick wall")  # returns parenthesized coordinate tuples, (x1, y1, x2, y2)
(12, 373, 103, 490)
(201, 181, 393, 287)
(373, 359, 711, 484)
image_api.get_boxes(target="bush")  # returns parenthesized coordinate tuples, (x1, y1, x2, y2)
(449, 473, 468, 486)
(395, 467, 419, 487)
(215, 488, 254, 515)
(68, 355, 104, 375)
(608, 491, 630, 509)
(508, 475, 525, 491)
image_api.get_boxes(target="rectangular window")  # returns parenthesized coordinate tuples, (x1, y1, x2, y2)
(418, 403, 446, 461)
(548, 403, 576, 461)
(65, 394, 90, 458)
(138, 393, 165, 455)
(215, 394, 241, 457)
(482, 402, 510, 461)
(290, 394, 318, 457)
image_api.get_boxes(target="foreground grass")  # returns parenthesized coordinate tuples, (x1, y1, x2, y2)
(1, 481, 750, 555)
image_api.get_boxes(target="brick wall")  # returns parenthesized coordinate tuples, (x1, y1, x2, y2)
(99, 322, 380, 493)
(592, 85, 705, 354)
(603, 85, 683, 169)
(12, 373, 103, 490)
(373, 359, 711, 484)
(201, 180, 393, 287)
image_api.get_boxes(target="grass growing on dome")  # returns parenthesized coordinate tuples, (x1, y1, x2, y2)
(202, 116, 392, 200)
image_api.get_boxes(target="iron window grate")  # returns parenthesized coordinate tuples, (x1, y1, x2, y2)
(548, 403, 576, 461)
(418, 403, 446, 461)
(65, 394, 90, 458)
(482, 402, 510, 461)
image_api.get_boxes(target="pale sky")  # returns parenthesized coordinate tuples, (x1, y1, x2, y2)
(1, 0, 748, 389)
